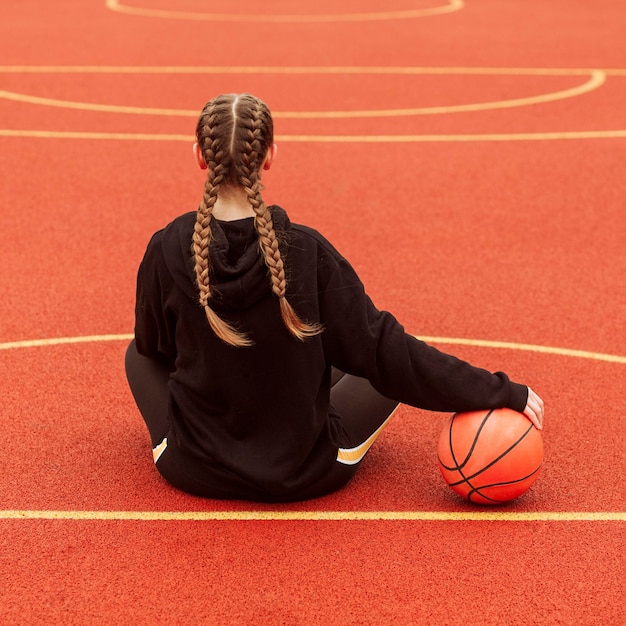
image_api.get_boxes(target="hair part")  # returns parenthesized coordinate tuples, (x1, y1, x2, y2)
(193, 93, 322, 347)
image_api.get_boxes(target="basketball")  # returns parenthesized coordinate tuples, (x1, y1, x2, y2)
(437, 407, 543, 505)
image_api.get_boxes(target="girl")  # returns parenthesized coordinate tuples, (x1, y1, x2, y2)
(125, 93, 544, 503)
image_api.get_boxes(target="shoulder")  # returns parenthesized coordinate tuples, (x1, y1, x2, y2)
(270, 205, 345, 261)
(143, 212, 195, 254)
(273, 209, 362, 289)
(138, 213, 195, 282)
(290, 224, 348, 270)
(162, 211, 196, 240)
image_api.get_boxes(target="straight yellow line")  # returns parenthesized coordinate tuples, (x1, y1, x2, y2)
(0, 65, 623, 75)
(0, 510, 623, 521)
(2, 130, 626, 142)
(279, 131, 626, 142)
(0, 130, 189, 141)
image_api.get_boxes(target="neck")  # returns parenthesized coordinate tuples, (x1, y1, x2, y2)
(212, 188, 256, 221)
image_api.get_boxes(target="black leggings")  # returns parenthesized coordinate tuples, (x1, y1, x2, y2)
(125, 340, 399, 501)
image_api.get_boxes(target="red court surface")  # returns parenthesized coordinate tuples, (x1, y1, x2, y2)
(0, 1, 624, 624)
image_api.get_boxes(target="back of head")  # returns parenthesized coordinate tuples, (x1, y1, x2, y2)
(192, 94, 321, 347)
(195, 93, 273, 190)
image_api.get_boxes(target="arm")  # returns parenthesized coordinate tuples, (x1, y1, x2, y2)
(133, 232, 178, 365)
(316, 249, 541, 420)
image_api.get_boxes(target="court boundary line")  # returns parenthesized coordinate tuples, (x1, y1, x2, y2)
(1, 64, 622, 138)
(2, 129, 625, 143)
(0, 70, 606, 118)
(1, 341, 622, 522)
(0, 333, 624, 363)
(1, 510, 623, 521)
(104, 0, 465, 23)
(0, 65, 624, 75)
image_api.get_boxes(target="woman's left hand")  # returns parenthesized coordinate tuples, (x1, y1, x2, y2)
(523, 387, 544, 430)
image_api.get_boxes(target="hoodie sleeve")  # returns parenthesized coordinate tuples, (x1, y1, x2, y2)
(316, 244, 528, 413)
(133, 231, 178, 365)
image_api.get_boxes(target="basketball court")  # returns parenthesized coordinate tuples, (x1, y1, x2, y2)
(0, 1, 624, 624)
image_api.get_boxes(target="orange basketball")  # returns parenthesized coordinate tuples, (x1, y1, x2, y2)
(437, 407, 543, 505)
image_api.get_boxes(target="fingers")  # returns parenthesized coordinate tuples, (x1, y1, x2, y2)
(523, 388, 545, 430)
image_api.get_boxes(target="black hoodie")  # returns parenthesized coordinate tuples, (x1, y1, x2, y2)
(134, 205, 528, 498)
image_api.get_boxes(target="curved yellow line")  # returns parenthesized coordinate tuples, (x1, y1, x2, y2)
(0, 70, 606, 119)
(280, 71, 606, 119)
(0, 509, 623, 521)
(0, 71, 606, 119)
(415, 336, 626, 364)
(0, 333, 623, 364)
(104, 0, 464, 23)
(0, 89, 197, 116)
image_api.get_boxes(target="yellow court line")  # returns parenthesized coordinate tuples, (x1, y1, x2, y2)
(0, 89, 196, 117)
(416, 337, 626, 364)
(1, 338, 622, 523)
(0, 71, 606, 118)
(279, 72, 605, 118)
(0, 510, 623, 521)
(276, 131, 626, 142)
(0, 65, 624, 75)
(0, 130, 188, 141)
(104, 0, 464, 23)
(1, 333, 624, 364)
(2, 129, 626, 143)
(0, 334, 134, 350)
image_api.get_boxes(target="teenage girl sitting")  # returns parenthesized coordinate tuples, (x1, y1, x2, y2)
(125, 93, 544, 502)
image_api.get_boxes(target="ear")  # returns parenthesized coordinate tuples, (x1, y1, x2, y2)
(262, 143, 278, 171)
(193, 142, 207, 170)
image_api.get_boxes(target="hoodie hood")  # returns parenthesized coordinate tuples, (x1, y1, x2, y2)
(161, 205, 291, 312)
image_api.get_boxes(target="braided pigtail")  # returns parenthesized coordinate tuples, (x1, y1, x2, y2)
(193, 98, 253, 347)
(236, 96, 322, 341)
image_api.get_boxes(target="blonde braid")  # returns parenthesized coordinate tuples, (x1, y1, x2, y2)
(238, 99, 322, 341)
(192, 100, 253, 347)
